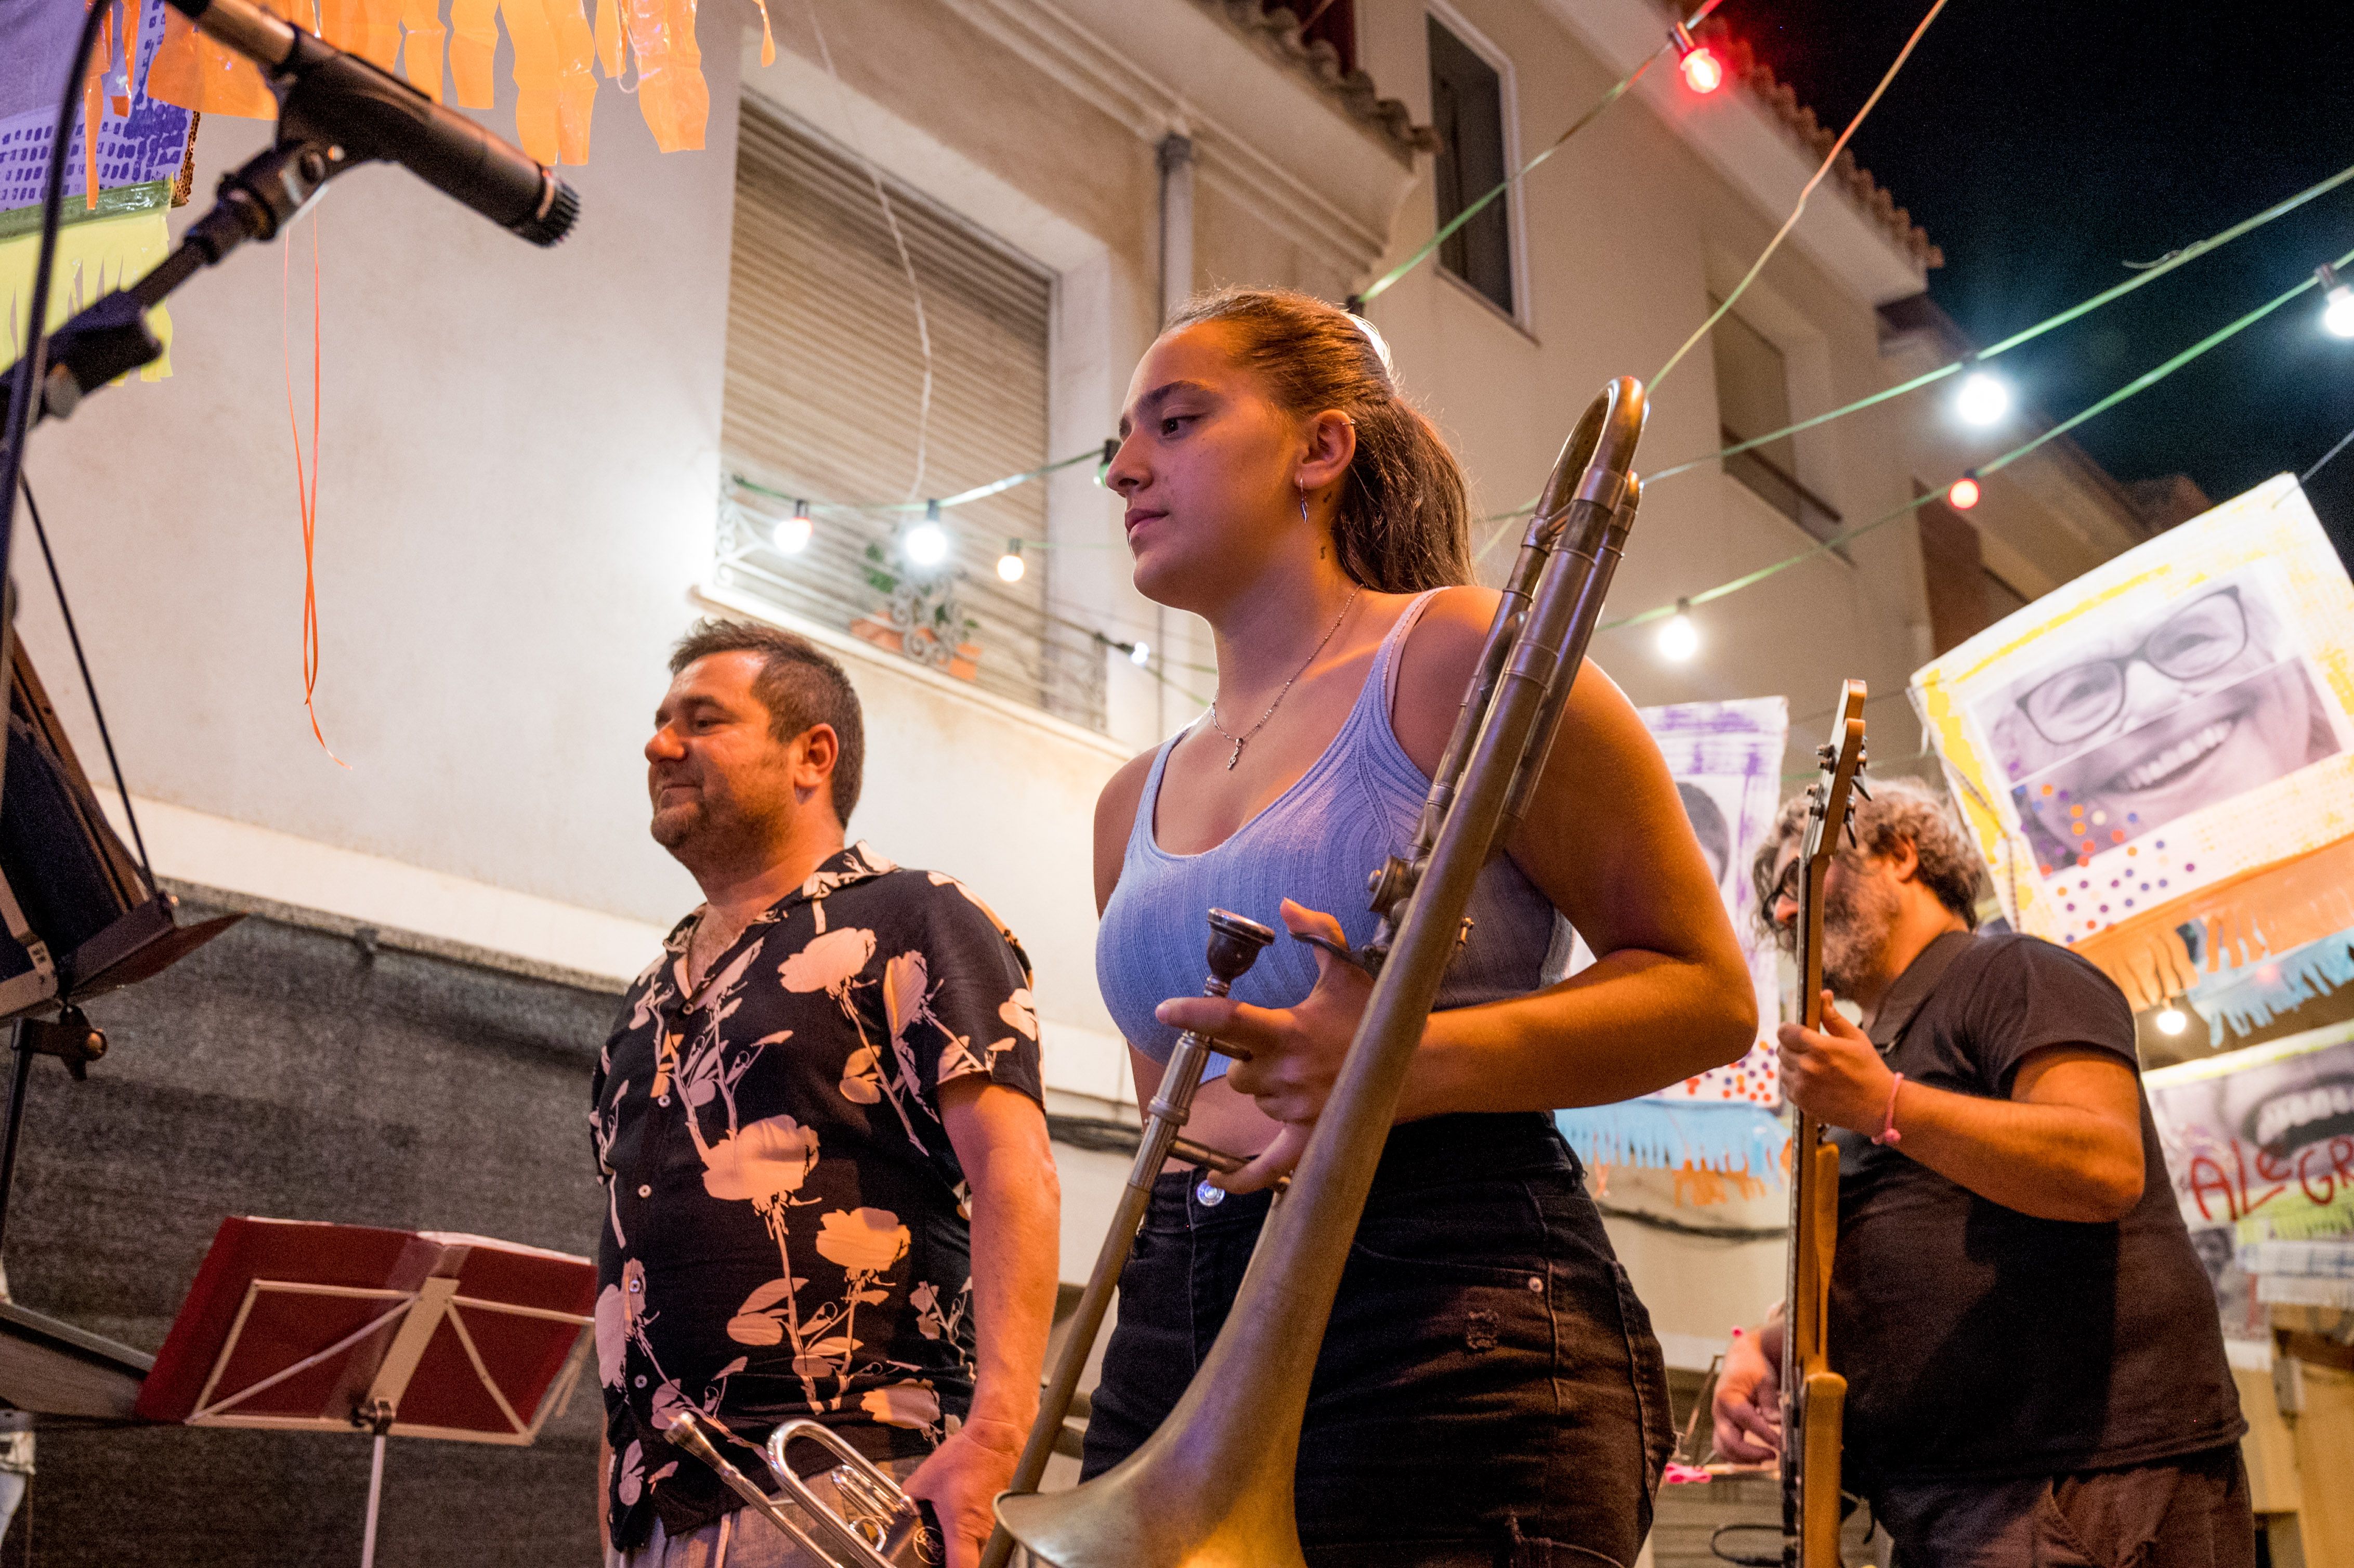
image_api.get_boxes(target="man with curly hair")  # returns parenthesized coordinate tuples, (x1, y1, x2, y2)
(1711, 777, 2248, 1567)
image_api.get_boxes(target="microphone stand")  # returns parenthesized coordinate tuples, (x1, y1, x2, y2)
(0, 127, 348, 435)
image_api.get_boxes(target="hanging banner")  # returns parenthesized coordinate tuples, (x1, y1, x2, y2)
(2, 0, 195, 378)
(2146, 1018, 2354, 1246)
(1555, 697, 1789, 1184)
(1910, 474, 2354, 1009)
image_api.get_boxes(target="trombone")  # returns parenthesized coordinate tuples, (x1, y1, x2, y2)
(988, 378, 1650, 1568)
(668, 1407, 944, 1567)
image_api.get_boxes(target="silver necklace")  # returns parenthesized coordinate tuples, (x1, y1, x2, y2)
(1207, 587, 1361, 770)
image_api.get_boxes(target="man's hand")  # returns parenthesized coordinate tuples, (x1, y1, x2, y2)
(1711, 1325, 1784, 1462)
(1154, 900, 1376, 1194)
(1776, 991, 1897, 1135)
(902, 1415, 1026, 1568)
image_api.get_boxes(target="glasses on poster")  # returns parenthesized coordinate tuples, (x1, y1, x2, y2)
(1978, 567, 2342, 873)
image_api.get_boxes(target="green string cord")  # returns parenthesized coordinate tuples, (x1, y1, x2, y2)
(1649, 0, 1949, 393)
(1644, 153, 2354, 486)
(1599, 239, 2354, 633)
(1356, 54, 1662, 310)
(728, 445, 1104, 519)
(1355, 0, 1746, 312)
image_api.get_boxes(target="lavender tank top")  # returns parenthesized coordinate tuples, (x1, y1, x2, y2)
(1096, 591, 1567, 1078)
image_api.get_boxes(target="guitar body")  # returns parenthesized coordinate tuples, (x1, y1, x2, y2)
(1781, 681, 1867, 1568)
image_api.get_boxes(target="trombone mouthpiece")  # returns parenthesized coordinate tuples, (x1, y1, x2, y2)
(1203, 909, 1276, 987)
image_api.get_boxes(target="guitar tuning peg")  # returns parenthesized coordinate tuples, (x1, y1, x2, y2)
(1845, 811, 1860, 848)
(1852, 775, 1872, 802)
(1816, 743, 1836, 765)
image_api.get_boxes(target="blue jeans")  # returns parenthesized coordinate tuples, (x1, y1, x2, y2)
(1081, 1114, 1672, 1567)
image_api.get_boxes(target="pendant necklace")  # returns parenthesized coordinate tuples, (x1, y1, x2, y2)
(1207, 586, 1361, 770)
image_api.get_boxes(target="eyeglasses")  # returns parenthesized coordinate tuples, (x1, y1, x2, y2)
(2014, 587, 2248, 750)
(1770, 858, 1801, 912)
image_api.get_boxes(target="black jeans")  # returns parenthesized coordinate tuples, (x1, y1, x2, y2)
(1080, 1114, 1673, 1568)
(1871, 1444, 2256, 1568)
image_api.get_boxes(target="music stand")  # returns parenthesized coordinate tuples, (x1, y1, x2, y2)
(136, 1218, 596, 1566)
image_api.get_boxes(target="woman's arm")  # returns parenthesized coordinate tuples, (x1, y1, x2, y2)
(1179, 587, 1755, 1185)
(1397, 589, 1758, 1113)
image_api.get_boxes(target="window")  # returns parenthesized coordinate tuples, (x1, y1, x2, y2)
(717, 103, 1104, 730)
(1288, 0, 1356, 74)
(1427, 15, 1513, 316)
(1711, 301, 1842, 544)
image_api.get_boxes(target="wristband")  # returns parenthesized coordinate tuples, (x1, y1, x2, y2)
(1872, 1072, 1904, 1146)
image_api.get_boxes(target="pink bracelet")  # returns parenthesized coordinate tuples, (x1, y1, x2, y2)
(1873, 1072, 1905, 1146)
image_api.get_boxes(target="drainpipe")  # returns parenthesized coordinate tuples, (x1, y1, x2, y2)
(1158, 130, 1195, 324)
(1154, 130, 1195, 733)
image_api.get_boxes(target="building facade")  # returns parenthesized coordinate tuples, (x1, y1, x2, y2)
(9, 1, 2164, 1560)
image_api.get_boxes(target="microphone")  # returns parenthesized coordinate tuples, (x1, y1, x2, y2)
(162, 0, 579, 246)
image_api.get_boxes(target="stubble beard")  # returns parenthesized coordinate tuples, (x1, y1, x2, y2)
(1819, 868, 1899, 999)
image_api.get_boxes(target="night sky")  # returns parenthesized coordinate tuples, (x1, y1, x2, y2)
(1727, 0, 2354, 562)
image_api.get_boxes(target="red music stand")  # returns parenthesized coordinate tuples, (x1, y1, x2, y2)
(136, 1217, 596, 1566)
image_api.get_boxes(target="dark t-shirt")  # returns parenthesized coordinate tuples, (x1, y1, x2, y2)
(1829, 930, 2244, 1488)
(591, 844, 1043, 1548)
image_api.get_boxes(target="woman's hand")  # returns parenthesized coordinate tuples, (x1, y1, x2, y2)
(1153, 899, 1374, 1194)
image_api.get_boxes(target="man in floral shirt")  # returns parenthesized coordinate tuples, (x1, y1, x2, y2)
(595, 621, 1058, 1568)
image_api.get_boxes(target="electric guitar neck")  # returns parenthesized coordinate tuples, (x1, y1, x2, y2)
(1781, 679, 1867, 1568)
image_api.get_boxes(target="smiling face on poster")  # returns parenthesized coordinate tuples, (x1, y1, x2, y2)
(1981, 567, 2343, 876)
(1913, 475, 2354, 963)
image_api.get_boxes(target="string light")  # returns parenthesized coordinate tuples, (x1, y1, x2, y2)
(1671, 24, 1724, 94)
(1946, 473, 1981, 511)
(1657, 598, 1699, 661)
(1130, 640, 1152, 667)
(904, 500, 950, 569)
(997, 540, 1026, 583)
(773, 499, 813, 555)
(2155, 1001, 2189, 1036)
(2321, 263, 2354, 338)
(1954, 370, 2011, 426)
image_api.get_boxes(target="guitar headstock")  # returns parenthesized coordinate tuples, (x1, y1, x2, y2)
(1796, 681, 1869, 1024)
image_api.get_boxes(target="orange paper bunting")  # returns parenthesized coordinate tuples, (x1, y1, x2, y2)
(144, 0, 697, 163)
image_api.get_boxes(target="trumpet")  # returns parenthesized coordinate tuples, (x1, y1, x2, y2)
(667, 1408, 944, 1567)
(989, 378, 1649, 1568)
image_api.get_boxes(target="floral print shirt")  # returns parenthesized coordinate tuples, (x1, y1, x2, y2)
(591, 843, 1042, 1547)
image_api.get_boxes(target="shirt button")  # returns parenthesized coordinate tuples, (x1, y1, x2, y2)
(637, 1185, 652, 1198)
(658, 1095, 670, 1106)
(1526, 1276, 1544, 1292)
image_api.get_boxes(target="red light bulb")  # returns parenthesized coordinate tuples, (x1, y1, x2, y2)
(1681, 45, 1724, 94)
(1946, 475, 1981, 511)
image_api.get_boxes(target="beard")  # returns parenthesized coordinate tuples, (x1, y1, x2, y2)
(1820, 865, 1900, 998)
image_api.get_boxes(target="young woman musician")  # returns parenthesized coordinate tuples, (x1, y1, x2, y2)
(1084, 288, 1757, 1565)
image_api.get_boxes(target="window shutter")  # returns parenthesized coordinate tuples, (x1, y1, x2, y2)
(718, 102, 1101, 728)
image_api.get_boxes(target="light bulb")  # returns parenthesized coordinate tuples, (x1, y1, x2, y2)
(1130, 640, 1152, 667)
(1945, 475, 1981, 511)
(773, 502, 812, 555)
(996, 542, 1026, 582)
(1955, 370, 2011, 427)
(1657, 599, 1699, 662)
(1680, 45, 1723, 94)
(2155, 1004, 2188, 1036)
(2325, 285, 2354, 339)
(905, 518, 950, 568)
